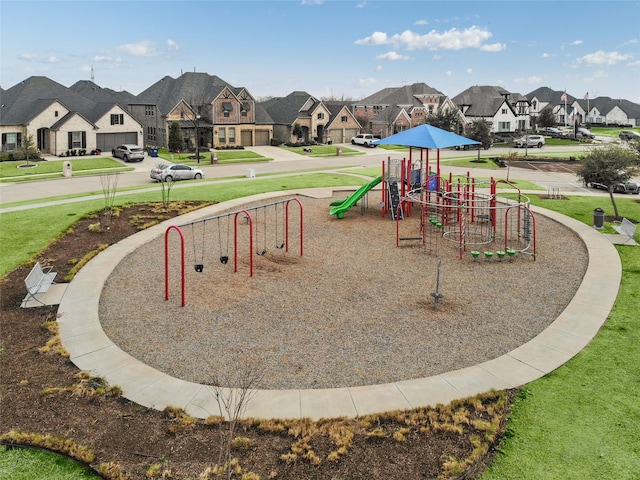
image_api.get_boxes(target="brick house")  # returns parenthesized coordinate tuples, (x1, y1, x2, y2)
(350, 83, 455, 138)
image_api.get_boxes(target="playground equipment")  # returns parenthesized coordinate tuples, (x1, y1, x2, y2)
(165, 197, 303, 306)
(382, 156, 536, 261)
(329, 176, 382, 218)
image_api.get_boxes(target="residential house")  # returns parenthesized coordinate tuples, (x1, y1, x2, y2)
(573, 97, 640, 127)
(351, 83, 454, 138)
(130, 72, 273, 150)
(0, 76, 142, 156)
(452, 85, 530, 134)
(323, 101, 362, 144)
(260, 91, 332, 144)
(526, 87, 576, 126)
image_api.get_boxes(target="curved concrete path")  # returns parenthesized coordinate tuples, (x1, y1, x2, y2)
(57, 188, 622, 421)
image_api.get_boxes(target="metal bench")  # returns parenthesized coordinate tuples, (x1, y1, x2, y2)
(612, 218, 637, 245)
(24, 262, 57, 305)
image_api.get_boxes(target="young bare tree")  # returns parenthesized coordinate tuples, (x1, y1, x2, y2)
(206, 362, 264, 479)
(157, 168, 175, 209)
(99, 173, 119, 230)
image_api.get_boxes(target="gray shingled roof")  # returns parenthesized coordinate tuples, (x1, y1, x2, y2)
(353, 83, 444, 107)
(526, 87, 575, 105)
(133, 72, 233, 115)
(452, 85, 520, 117)
(0, 76, 97, 126)
(259, 91, 318, 125)
(70, 80, 136, 106)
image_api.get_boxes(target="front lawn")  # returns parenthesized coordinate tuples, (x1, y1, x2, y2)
(0, 158, 132, 182)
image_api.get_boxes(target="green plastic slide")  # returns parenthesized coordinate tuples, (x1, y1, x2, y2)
(329, 176, 383, 219)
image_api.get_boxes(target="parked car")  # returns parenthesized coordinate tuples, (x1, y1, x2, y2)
(512, 135, 545, 148)
(454, 141, 491, 151)
(350, 134, 377, 147)
(150, 164, 205, 182)
(586, 180, 640, 194)
(619, 130, 640, 141)
(576, 127, 595, 139)
(539, 127, 563, 138)
(111, 144, 145, 162)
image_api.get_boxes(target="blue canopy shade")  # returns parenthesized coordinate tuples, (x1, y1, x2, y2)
(372, 124, 480, 149)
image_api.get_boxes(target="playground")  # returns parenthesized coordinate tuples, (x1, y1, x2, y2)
(99, 188, 589, 391)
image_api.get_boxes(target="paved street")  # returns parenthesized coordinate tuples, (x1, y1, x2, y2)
(0, 142, 630, 209)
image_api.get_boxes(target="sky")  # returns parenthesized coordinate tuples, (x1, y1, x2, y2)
(1, 0, 639, 103)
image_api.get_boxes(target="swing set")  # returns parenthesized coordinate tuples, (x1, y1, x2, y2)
(165, 197, 303, 306)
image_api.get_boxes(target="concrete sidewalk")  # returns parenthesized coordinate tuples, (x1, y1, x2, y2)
(56, 188, 622, 421)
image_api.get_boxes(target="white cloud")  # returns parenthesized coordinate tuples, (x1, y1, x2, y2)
(356, 1, 367, 8)
(542, 52, 551, 58)
(375, 65, 383, 72)
(466, 68, 473, 74)
(117, 40, 161, 57)
(45, 56, 60, 63)
(166, 39, 179, 52)
(301, 0, 323, 4)
(93, 55, 115, 62)
(445, 70, 452, 76)
(355, 25, 496, 52)
(356, 77, 377, 87)
(628, 59, 640, 67)
(571, 40, 583, 46)
(18, 53, 38, 61)
(480, 43, 505, 52)
(355, 31, 389, 46)
(577, 50, 633, 66)
(375, 51, 410, 61)
(415, 20, 428, 26)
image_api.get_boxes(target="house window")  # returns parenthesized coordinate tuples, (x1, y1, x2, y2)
(54, 111, 58, 117)
(1, 132, 21, 151)
(501, 108, 507, 115)
(428, 106, 434, 114)
(222, 102, 233, 118)
(241, 103, 250, 118)
(146, 127, 156, 142)
(341, 115, 347, 122)
(110, 114, 124, 125)
(317, 113, 325, 120)
(68, 131, 86, 149)
(498, 122, 511, 132)
(218, 128, 226, 143)
(145, 105, 155, 116)
(228, 127, 236, 143)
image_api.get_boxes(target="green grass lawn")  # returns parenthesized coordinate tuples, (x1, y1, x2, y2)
(0, 446, 98, 480)
(154, 148, 270, 165)
(0, 158, 132, 182)
(280, 144, 363, 157)
(480, 195, 640, 480)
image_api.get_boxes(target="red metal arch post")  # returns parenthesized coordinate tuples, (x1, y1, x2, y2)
(285, 197, 304, 256)
(165, 225, 185, 307)
(234, 209, 254, 277)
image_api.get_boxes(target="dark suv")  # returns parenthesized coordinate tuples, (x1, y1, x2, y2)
(619, 130, 640, 141)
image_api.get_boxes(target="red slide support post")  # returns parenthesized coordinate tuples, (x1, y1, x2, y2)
(165, 225, 185, 307)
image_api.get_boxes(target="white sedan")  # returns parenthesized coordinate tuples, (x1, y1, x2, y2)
(150, 164, 205, 182)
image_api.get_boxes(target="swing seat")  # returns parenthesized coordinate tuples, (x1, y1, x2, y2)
(194, 264, 204, 272)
